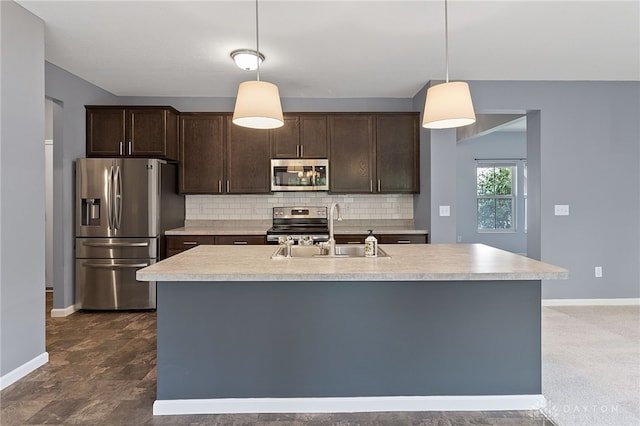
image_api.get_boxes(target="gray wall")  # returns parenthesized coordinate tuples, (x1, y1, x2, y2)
(456, 131, 527, 254)
(412, 85, 431, 232)
(0, 1, 46, 377)
(44, 63, 117, 309)
(422, 81, 640, 299)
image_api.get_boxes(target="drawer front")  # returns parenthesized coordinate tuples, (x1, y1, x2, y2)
(165, 235, 216, 257)
(214, 235, 266, 245)
(334, 234, 366, 244)
(76, 237, 158, 259)
(378, 234, 428, 244)
(76, 258, 156, 309)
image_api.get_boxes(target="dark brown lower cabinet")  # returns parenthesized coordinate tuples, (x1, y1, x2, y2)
(335, 233, 428, 245)
(334, 234, 367, 244)
(165, 235, 216, 258)
(378, 234, 428, 244)
(165, 234, 266, 257)
(214, 235, 266, 246)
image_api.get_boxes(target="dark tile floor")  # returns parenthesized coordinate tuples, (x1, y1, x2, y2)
(0, 292, 555, 425)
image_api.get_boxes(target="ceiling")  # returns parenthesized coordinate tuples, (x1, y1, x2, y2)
(18, 0, 640, 99)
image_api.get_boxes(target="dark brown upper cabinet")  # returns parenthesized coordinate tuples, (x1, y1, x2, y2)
(179, 113, 225, 194)
(179, 114, 271, 194)
(225, 117, 271, 194)
(271, 114, 327, 158)
(329, 115, 375, 193)
(376, 113, 419, 193)
(86, 106, 179, 161)
(328, 113, 419, 194)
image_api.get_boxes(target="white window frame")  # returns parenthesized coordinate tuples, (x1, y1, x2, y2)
(476, 161, 517, 233)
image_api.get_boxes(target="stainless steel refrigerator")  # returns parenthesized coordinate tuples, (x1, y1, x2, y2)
(75, 158, 184, 310)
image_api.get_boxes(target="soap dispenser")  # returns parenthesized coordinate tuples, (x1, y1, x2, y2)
(365, 229, 378, 257)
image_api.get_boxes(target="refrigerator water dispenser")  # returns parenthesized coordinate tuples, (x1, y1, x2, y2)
(81, 198, 101, 226)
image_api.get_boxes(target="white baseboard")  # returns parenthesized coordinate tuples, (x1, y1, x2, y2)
(543, 298, 640, 306)
(153, 395, 546, 416)
(0, 352, 49, 391)
(50, 304, 79, 317)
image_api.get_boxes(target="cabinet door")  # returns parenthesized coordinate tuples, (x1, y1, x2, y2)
(271, 116, 300, 158)
(300, 115, 327, 158)
(164, 109, 179, 161)
(214, 235, 266, 245)
(226, 118, 271, 193)
(86, 108, 126, 157)
(376, 114, 419, 193)
(329, 115, 374, 193)
(179, 114, 225, 194)
(128, 109, 167, 157)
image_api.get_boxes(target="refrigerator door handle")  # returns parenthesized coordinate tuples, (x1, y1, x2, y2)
(107, 166, 114, 230)
(114, 165, 123, 229)
(82, 262, 151, 269)
(82, 241, 150, 248)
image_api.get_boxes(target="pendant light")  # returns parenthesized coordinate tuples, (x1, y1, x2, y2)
(232, 0, 284, 130)
(422, 0, 476, 129)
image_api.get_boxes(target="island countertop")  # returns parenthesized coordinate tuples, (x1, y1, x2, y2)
(137, 243, 567, 282)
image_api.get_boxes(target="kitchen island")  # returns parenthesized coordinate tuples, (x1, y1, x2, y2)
(137, 244, 567, 415)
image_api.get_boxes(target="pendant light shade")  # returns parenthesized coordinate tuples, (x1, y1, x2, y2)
(232, 80, 284, 129)
(232, 0, 284, 130)
(422, 81, 475, 129)
(422, 0, 476, 130)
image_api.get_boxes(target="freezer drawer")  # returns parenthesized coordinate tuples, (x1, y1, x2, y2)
(76, 237, 157, 259)
(76, 258, 156, 310)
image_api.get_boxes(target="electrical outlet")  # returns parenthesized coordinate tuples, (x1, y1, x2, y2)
(554, 205, 570, 216)
(595, 266, 602, 278)
(457, 235, 462, 242)
(439, 205, 450, 217)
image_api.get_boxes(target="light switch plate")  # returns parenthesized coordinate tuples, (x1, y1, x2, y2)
(554, 205, 570, 216)
(439, 205, 450, 217)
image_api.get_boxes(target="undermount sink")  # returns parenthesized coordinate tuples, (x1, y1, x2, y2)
(271, 244, 390, 259)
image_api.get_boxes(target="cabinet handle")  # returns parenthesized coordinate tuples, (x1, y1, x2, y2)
(346, 241, 361, 244)
(300, 145, 304, 157)
(233, 241, 248, 245)
(128, 141, 132, 155)
(296, 145, 300, 157)
(377, 179, 381, 192)
(119, 141, 124, 156)
(218, 180, 222, 193)
(369, 180, 373, 193)
(226, 180, 230, 192)
(397, 240, 412, 244)
(183, 241, 198, 246)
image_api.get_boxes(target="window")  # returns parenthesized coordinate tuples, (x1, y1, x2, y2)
(476, 162, 516, 232)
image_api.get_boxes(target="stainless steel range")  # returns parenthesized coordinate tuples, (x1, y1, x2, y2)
(266, 206, 329, 244)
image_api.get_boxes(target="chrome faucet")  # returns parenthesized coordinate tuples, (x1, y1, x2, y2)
(327, 202, 342, 255)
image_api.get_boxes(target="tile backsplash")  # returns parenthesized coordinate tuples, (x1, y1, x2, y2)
(186, 193, 414, 220)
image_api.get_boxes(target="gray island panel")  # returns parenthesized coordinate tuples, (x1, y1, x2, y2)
(157, 279, 541, 400)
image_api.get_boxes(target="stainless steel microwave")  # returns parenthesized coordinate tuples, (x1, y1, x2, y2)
(270, 159, 329, 191)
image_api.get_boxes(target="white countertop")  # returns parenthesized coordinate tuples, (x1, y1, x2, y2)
(137, 243, 568, 282)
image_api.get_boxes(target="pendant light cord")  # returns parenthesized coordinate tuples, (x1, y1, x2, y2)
(444, 0, 449, 83)
(255, 0, 261, 81)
